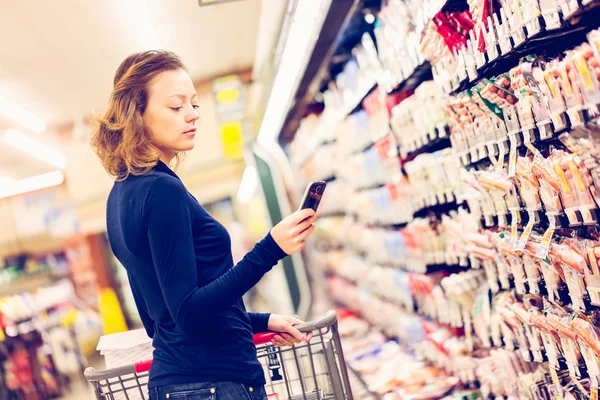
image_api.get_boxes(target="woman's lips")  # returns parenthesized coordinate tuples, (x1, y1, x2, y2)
(184, 128, 197, 134)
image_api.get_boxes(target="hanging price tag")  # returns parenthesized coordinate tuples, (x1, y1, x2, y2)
(536, 215, 556, 259)
(574, 54, 595, 90)
(508, 133, 518, 177)
(524, 142, 539, 155)
(554, 161, 571, 193)
(511, 209, 521, 241)
(496, 140, 507, 172)
(560, 66, 574, 95)
(550, 367, 561, 385)
(545, 71, 560, 99)
(515, 211, 535, 251)
(567, 160, 585, 192)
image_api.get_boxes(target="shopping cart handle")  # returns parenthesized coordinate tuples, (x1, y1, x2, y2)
(135, 359, 153, 373)
(252, 310, 337, 345)
(293, 310, 337, 332)
(253, 332, 278, 345)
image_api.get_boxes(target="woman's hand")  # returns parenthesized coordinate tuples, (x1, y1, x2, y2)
(270, 209, 318, 255)
(267, 314, 313, 347)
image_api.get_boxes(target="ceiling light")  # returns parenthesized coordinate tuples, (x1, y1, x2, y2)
(236, 165, 259, 204)
(0, 170, 65, 199)
(0, 95, 46, 134)
(256, 0, 329, 146)
(120, 0, 161, 50)
(365, 13, 376, 24)
(4, 129, 67, 169)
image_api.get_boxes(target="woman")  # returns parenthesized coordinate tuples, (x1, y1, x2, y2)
(91, 50, 317, 400)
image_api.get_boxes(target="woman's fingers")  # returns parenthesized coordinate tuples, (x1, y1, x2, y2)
(295, 224, 316, 242)
(292, 213, 318, 235)
(281, 332, 301, 344)
(291, 209, 315, 224)
(272, 335, 294, 347)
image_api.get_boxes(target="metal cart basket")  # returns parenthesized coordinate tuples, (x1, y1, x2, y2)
(84, 310, 353, 400)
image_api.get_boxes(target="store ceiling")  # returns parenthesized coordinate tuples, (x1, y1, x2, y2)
(0, 0, 263, 180)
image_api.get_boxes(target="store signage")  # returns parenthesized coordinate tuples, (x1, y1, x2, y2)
(219, 120, 244, 160)
(212, 74, 246, 160)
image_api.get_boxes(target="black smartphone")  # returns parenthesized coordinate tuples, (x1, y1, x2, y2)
(298, 181, 327, 212)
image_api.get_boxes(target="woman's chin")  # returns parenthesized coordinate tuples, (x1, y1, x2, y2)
(178, 142, 195, 152)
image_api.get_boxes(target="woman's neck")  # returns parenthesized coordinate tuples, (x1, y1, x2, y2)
(159, 151, 175, 166)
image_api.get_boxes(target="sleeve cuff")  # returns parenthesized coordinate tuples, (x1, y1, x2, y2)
(262, 232, 289, 262)
(249, 312, 271, 333)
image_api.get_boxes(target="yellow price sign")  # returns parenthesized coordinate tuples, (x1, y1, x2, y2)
(215, 87, 241, 105)
(220, 121, 244, 160)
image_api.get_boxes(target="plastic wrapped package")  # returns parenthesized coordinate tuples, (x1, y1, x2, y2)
(571, 317, 600, 383)
(522, 254, 542, 295)
(586, 244, 600, 306)
(539, 59, 570, 132)
(515, 156, 542, 210)
(461, 169, 497, 226)
(530, 307, 563, 369)
(525, 240, 564, 301)
(569, 153, 597, 224)
(571, 44, 600, 107)
(546, 311, 583, 377)
(477, 170, 512, 225)
(562, 51, 587, 126)
(550, 239, 588, 311)
(531, 150, 563, 214)
(509, 302, 545, 362)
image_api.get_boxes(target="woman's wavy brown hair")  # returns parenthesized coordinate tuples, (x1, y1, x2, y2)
(91, 50, 186, 180)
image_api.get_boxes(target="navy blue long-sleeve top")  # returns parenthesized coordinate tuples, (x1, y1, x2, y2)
(106, 160, 287, 389)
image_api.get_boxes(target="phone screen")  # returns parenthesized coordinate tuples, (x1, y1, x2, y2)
(300, 182, 326, 212)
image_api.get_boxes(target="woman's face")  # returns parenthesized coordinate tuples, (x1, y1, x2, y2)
(142, 68, 200, 162)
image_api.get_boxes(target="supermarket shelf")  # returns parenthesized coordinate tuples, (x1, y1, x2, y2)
(450, 11, 600, 95)
(354, 181, 387, 192)
(295, 139, 337, 169)
(346, 129, 392, 157)
(0, 272, 60, 297)
(387, 61, 433, 95)
(412, 199, 463, 220)
(402, 135, 451, 161)
(345, 81, 378, 116)
(464, 130, 589, 169)
(366, 221, 410, 230)
(482, 206, 600, 236)
(328, 272, 465, 332)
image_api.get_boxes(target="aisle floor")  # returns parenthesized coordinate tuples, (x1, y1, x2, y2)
(60, 355, 105, 400)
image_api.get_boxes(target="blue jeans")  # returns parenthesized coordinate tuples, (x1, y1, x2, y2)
(149, 381, 267, 400)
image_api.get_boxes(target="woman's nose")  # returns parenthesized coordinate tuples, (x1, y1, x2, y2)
(186, 106, 200, 123)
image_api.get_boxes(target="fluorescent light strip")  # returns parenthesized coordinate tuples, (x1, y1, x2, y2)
(0, 176, 15, 186)
(0, 170, 65, 199)
(236, 165, 259, 204)
(0, 95, 46, 134)
(256, 0, 327, 146)
(4, 129, 67, 169)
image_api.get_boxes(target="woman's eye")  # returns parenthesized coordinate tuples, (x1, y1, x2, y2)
(171, 107, 183, 111)
(192, 105, 200, 110)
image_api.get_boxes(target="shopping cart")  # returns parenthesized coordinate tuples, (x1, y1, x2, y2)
(84, 310, 354, 400)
